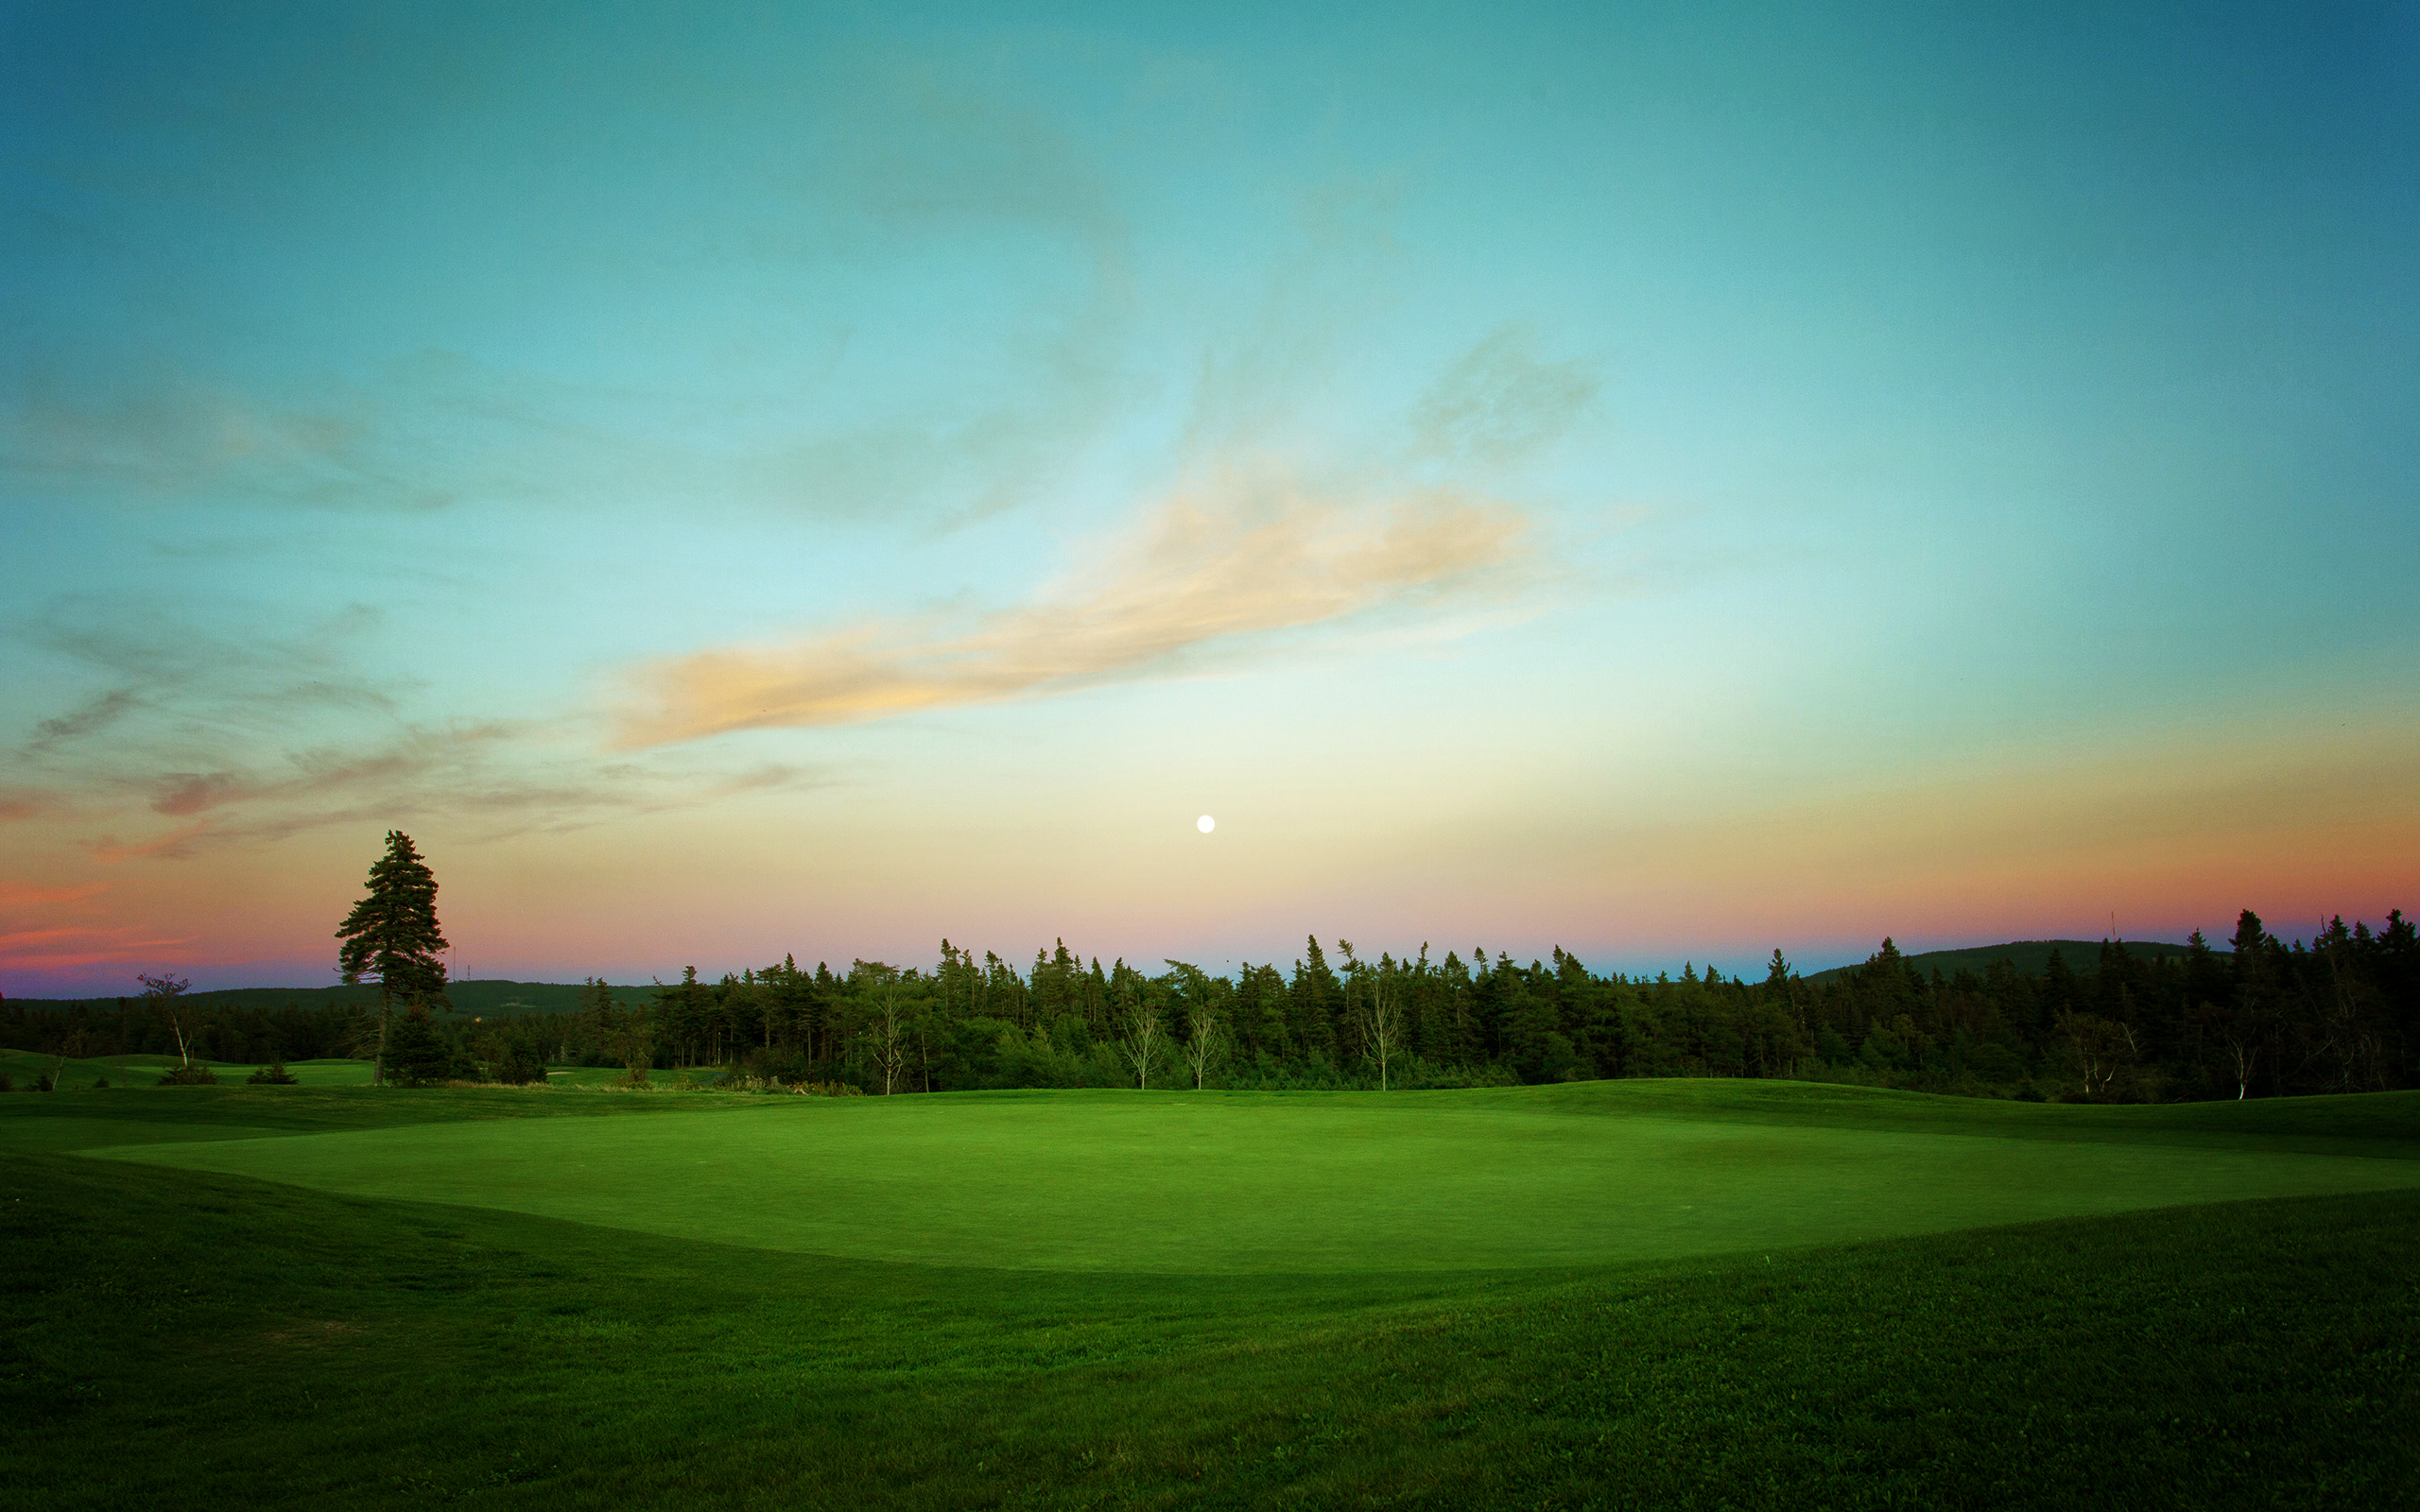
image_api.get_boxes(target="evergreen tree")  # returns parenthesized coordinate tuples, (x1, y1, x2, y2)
(381, 1007, 460, 1087)
(492, 1037, 546, 1086)
(335, 831, 450, 1086)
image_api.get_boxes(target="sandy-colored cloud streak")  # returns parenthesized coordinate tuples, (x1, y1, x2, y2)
(618, 475, 1537, 747)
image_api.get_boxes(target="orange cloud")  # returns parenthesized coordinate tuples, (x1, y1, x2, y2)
(617, 472, 1538, 747)
(0, 881, 109, 907)
(150, 772, 248, 816)
(0, 925, 196, 971)
(87, 823, 216, 865)
(0, 788, 71, 823)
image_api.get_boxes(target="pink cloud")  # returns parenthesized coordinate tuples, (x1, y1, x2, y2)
(618, 472, 1538, 747)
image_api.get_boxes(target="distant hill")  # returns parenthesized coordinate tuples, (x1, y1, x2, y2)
(1801, 940, 2204, 986)
(0, 979, 661, 1019)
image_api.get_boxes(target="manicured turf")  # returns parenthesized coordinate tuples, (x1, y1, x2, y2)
(81, 1082, 2420, 1271)
(7, 1080, 2417, 1508)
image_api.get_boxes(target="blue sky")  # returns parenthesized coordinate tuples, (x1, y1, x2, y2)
(4, 1, 2414, 991)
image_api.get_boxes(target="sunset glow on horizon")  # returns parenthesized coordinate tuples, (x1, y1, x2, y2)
(4, 3, 2414, 995)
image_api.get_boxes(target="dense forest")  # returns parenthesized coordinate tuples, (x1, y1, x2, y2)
(4, 908, 2413, 1103)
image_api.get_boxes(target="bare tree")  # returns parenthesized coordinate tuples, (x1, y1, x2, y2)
(2223, 1032, 2258, 1101)
(1184, 1002, 1221, 1090)
(138, 973, 200, 1067)
(1332, 942, 1409, 1091)
(1162, 961, 1225, 1090)
(2056, 1009, 2138, 1101)
(1119, 992, 1163, 1090)
(865, 988, 912, 1095)
(1364, 964, 1405, 1091)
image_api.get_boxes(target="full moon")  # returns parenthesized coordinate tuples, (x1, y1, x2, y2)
(1197, 815, 1216, 833)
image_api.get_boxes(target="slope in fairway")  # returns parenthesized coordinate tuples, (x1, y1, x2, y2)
(91, 1086, 2420, 1272)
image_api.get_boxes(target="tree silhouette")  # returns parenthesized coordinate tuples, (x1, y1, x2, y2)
(137, 972, 199, 1067)
(336, 831, 450, 1086)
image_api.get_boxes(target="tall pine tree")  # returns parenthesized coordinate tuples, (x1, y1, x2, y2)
(336, 830, 450, 1086)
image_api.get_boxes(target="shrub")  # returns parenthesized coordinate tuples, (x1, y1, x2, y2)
(491, 1042, 546, 1086)
(247, 1060, 299, 1086)
(157, 1063, 219, 1086)
(0, 1071, 12, 1091)
(381, 1009, 465, 1088)
(734, 1046, 815, 1084)
(36, 1072, 55, 1092)
(92, 1076, 109, 1089)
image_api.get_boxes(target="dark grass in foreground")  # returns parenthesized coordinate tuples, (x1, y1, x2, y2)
(6, 1154, 2415, 1510)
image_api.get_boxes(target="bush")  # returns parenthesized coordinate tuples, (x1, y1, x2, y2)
(0, 1071, 12, 1091)
(246, 1060, 299, 1086)
(733, 1046, 816, 1084)
(381, 1009, 474, 1087)
(490, 1042, 546, 1086)
(156, 1063, 219, 1086)
(92, 1076, 109, 1089)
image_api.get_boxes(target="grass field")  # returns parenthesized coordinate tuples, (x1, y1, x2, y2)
(0, 1047, 690, 1092)
(5, 1079, 2416, 1508)
(82, 1082, 2420, 1270)
(0, 1048, 379, 1091)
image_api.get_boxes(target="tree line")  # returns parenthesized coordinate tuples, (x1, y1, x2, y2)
(5, 909, 2411, 1104)
(545, 909, 2415, 1102)
(0, 992, 363, 1069)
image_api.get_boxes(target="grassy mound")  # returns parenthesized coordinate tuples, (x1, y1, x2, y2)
(80, 1081, 2420, 1272)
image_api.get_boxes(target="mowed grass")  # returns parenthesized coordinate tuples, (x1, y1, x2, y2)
(0, 1048, 378, 1091)
(81, 1081, 2420, 1270)
(5, 1081, 2418, 1509)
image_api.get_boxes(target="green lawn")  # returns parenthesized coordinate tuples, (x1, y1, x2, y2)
(0, 1049, 378, 1090)
(80, 1082, 2420, 1271)
(0, 1048, 716, 1091)
(5, 1079, 2416, 1508)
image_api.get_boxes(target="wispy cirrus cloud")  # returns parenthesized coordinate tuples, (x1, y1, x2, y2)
(0, 787, 72, 823)
(616, 467, 1541, 747)
(0, 880, 162, 975)
(5, 601, 838, 863)
(26, 688, 145, 753)
(1413, 324, 1604, 467)
(0, 924, 196, 971)
(6, 52, 1142, 532)
(67, 724, 836, 861)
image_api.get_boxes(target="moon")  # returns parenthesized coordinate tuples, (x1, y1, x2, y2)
(1197, 815, 1216, 833)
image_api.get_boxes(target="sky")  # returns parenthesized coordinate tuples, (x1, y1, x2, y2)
(3, 0, 2415, 995)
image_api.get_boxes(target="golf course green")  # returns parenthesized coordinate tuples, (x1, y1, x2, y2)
(9, 1079, 2418, 1509)
(84, 1081, 2420, 1271)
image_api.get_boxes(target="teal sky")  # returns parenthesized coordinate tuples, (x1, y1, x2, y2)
(5, 2, 2415, 992)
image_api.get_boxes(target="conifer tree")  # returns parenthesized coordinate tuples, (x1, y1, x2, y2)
(335, 831, 450, 1086)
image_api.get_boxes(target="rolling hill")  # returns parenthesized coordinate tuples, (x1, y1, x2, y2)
(1, 978, 662, 1019)
(1800, 938, 2204, 985)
